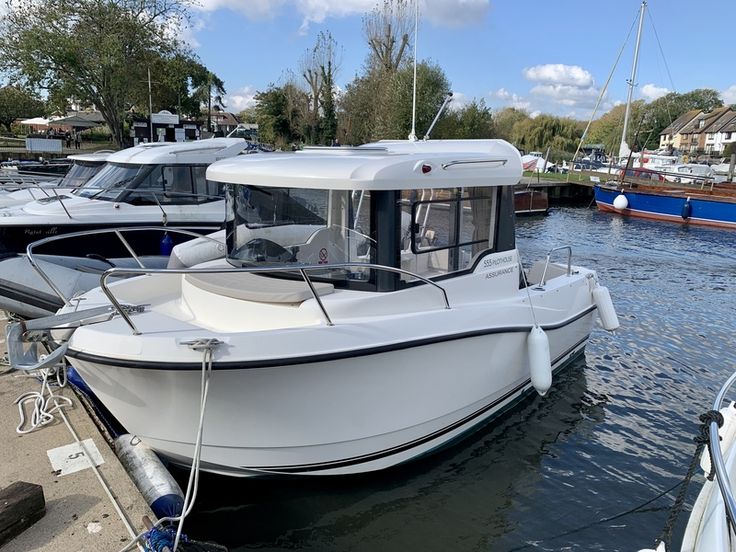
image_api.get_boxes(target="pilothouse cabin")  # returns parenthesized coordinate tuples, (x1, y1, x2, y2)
(209, 140, 522, 293)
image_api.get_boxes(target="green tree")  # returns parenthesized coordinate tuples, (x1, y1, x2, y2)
(0, 86, 45, 132)
(0, 0, 197, 146)
(587, 101, 646, 155)
(512, 115, 583, 155)
(493, 108, 529, 142)
(192, 70, 227, 133)
(254, 83, 306, 148)
(434, 99, 494, 139)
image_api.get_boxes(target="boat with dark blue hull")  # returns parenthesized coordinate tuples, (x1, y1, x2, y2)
(594, 182, 736, 230)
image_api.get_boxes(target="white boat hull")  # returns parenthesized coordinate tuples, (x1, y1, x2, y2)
(66, 292, 595, 476)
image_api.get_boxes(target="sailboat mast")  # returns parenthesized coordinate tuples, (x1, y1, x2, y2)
(619, 0, 646, 159)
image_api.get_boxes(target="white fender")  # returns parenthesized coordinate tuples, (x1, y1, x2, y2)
(613, 193, 628, 210)
(528, 325, 552, 396)
(637, 542, 666, 552)
(593, 285, 620, 331)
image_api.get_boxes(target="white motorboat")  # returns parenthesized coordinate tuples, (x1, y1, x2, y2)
(19, 139, 619, 477)
(0, 150, 112, 209)
(0, 138, 249, 256)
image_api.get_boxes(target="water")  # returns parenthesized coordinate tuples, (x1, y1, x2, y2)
(179, 207, 736, 551)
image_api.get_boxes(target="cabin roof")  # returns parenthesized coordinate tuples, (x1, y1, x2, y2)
(66, 151, 114, 164)
(105, 137, 248, 165)
(207, 139, 523, 190)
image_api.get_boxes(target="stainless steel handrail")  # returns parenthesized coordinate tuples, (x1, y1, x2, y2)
(26, 226, 225, 307)
(98, 262, 452, 335)
(535, 245, 573, 288)
(709, 371, 736, 527)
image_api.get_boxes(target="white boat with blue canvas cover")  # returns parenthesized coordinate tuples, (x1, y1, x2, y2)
(10, 139, 619, 477)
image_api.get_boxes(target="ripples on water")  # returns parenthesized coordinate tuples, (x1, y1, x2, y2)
(181, 207, 736, 551)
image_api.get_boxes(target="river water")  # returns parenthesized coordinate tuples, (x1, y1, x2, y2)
(180, 207, 736, 552)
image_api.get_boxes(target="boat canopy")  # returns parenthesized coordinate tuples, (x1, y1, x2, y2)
(207, 139, 522, 191)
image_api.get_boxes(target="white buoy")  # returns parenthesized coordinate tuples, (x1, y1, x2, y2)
(592, 285, 620, 331)
(613, 193, 629, 210)
(115, 434, 184, 518)
(528, 325, 552, 396)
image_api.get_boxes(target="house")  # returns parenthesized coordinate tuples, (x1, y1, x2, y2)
(658, 109, 700, 150)
(677, 107, 733, 154)
(204, 110, 240, 134)
(704, 110, 736, 154)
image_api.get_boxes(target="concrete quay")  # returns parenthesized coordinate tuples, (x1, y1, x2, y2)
(0, 319, 153, 551)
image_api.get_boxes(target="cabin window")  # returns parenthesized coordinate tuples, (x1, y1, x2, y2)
(400, 186, 497, 279)
(122, 165, 215, 205)
(225, 185, 376, 286)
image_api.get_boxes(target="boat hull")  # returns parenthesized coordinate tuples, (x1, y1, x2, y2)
(0, 221, 221, 257)
(514, 188, 549, 216)
(594, 185, 736, 229)
(67, 311, 594, 477)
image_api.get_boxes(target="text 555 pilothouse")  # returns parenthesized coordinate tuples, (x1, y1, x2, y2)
(19, 139, 619, 477)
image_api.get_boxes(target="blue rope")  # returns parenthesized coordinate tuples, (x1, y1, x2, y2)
(144, 525, 188, 552)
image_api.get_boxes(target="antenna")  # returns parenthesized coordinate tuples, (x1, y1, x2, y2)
(423, 92, 453, 141)
(408, 0, 419, 142)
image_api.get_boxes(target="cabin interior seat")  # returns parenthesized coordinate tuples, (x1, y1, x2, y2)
(184, 271, 334, 303)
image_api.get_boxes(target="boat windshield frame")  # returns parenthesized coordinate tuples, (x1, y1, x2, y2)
(222, 182, 505, 292)
(58, 160, 105, 189)
(74, 162, 220, 204)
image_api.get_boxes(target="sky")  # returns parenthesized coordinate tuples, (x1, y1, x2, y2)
(183, 0, 736, 120)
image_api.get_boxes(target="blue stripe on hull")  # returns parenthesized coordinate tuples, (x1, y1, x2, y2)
(594, 186, 736, 228)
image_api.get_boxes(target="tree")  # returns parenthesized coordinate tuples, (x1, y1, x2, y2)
(587, 101, 646, 155)
(493, 108, 529, 142)
(192, 70, 227, 133)
(254, 82, 306, 148)
(434, 100, 494, 139)
(0, 0, 197, 146)
(300, 31, 340, 144)
(511, 115, 583, 157)
(339, 61, 450, 144)
(363, 0, 413, 72)
(0, 86, 44, 132)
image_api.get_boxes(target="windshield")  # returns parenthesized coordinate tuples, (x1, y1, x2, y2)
(225, 184, 375, 280)
(75, 163, 153, 200)
(58, 161, 105, 189)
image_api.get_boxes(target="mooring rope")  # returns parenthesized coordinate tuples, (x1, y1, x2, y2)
(653, 409, 727, 551)
(118, 337, 222, 552)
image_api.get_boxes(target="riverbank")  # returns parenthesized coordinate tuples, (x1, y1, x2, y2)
(0, 318, 152, 551)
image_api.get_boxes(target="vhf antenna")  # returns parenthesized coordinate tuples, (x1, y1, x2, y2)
(408, 0, 419, 141)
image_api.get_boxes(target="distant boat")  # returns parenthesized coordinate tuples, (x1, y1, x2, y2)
(593, 1, 736, 229)
(514, 185, 549, 216)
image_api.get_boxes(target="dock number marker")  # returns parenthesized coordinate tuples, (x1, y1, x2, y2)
(47, 439, 104, 476)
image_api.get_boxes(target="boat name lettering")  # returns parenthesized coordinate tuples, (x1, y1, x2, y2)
(485, 266, 515, 279)
(481, 255, 514, 269)
(24, 226, 58, 236)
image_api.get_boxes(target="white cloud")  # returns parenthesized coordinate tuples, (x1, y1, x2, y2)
(529, 110, 541, 119)
(522, 64, 594, 88)
(447, 91, 469, 112)
(193, 0, 490, 34)
(722, 84, 736, 105)
(224, 85, 258, 112)
(530, 83, 600, 107)
(640, 83, 669, 101)
(491, 88, 530, 110)
(423, 0, 490, 28)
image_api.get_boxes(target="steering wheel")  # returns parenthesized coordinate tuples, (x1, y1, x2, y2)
(238, 238, 296, 263)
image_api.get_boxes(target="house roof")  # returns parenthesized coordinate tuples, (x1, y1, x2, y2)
(705, 110, 736, 134)
(679, 107, 733, 135)
(660, 109, 700, 136)
(208, 111, 239, 126)
(721, 115, 736, 133)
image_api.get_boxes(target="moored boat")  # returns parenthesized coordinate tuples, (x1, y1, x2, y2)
(12, 139, 619, 477)
(0, 138, 249, 256)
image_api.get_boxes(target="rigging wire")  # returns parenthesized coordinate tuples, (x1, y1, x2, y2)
(566, 6, 640, 181)
(646, 5, 678, 130)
